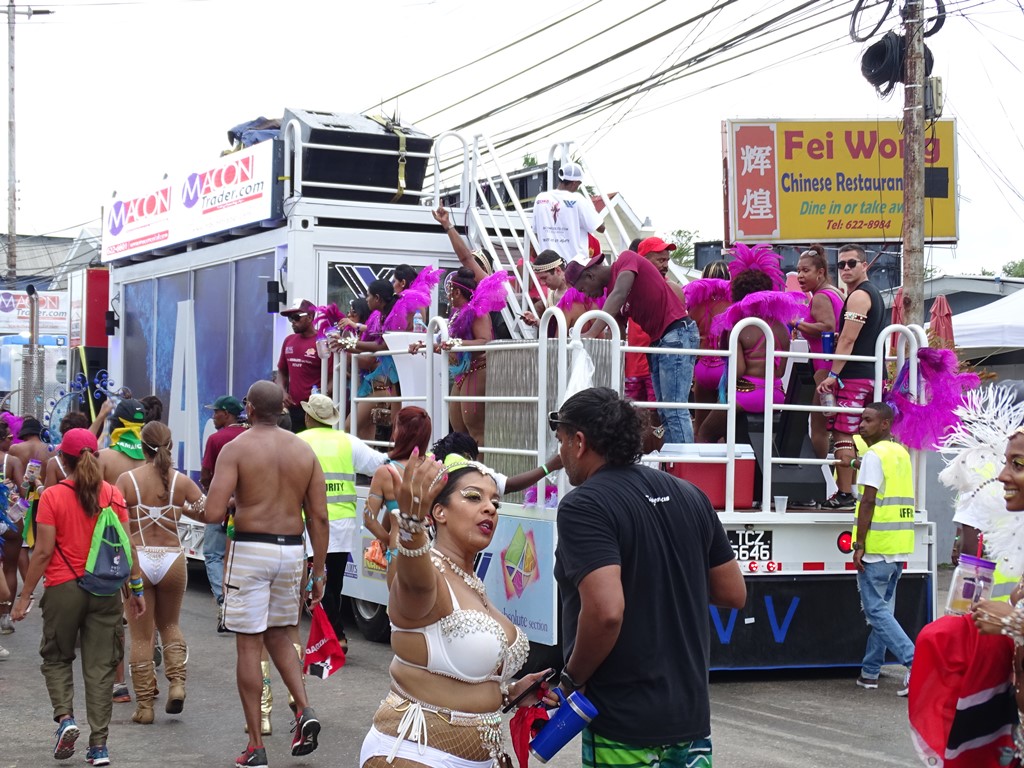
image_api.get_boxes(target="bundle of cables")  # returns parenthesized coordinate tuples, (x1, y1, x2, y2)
(861, 31, 934, 97)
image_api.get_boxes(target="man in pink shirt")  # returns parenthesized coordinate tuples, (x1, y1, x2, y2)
(567, 249, 699, 444)
(277, 299, 321, 434)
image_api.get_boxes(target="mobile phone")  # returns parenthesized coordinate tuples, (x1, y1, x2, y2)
(501, 668, 557, 713)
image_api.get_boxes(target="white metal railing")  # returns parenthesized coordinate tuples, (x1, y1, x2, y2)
(319, 302, 929, 515)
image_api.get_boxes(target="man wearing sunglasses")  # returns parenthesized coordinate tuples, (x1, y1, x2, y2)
(816, 244, 886, 510)
(278, 299, 322, 434)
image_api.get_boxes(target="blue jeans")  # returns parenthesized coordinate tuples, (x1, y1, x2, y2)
(203, 523, 227, 605)
(857, 559, 915, 678)
(647, 319, 699, 444)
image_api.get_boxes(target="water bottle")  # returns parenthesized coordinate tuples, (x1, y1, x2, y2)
(413, 311, 427, 333)
(820, 391, 836, 416)
(311, 385, 320, 396)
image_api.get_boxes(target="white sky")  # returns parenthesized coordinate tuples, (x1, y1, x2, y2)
(6, 0, 1023, 276)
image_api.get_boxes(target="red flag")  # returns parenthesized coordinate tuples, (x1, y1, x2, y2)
(304, 604, 346, 679)
(509, 705, 551, 768)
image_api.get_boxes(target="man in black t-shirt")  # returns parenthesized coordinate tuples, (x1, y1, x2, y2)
(550, 388, 746, 767)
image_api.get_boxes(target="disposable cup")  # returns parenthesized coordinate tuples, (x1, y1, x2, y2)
(774, 495, 789, 513)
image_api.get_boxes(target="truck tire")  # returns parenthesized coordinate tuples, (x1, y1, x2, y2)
(352, 599, 391, 643)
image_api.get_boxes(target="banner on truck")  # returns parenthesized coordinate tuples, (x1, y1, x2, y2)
(0, 291, 69, 335)
(101, 140, 284, 262)
(725, 119, 957, 244)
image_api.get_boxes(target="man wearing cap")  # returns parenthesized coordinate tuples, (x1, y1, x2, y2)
(200, 395, 246, 615)
(531, 162, 605, 262)
(568, 248, 699, 444)
(278, 298, 322, 434)
(297, 393, 386, 647)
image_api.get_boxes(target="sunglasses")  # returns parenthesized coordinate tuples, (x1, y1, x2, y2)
(548, 411, 574, 432)
(837, 259, 864, 270)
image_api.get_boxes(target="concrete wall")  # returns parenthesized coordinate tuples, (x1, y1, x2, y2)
(924, 450, 956, 567)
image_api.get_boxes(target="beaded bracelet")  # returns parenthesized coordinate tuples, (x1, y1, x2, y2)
(397, 539, 432, 558)
(398, 513, 427, 534)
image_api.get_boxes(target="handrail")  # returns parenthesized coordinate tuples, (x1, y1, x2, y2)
(536, 307, 569, 505)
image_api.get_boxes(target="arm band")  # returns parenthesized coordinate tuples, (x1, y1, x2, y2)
(843, 311, 867, 324)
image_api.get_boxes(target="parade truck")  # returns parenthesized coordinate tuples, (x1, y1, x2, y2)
(100, 109, 935, 671)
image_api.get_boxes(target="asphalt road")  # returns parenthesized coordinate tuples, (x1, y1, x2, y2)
(1, 563, 931, 767)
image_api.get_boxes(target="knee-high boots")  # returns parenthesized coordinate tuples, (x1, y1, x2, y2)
(130, 661, 157, 724)
(162, 641, 187, 714)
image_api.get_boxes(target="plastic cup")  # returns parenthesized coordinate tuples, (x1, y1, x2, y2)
(529, 689, 599, 763)
(774, 495, 788, 513)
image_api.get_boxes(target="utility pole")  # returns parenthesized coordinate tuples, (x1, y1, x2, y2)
(901, 0, 925, 326)
(4, 3, 51, 285)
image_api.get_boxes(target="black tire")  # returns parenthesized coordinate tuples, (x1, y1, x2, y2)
(351, 598, 391, 643)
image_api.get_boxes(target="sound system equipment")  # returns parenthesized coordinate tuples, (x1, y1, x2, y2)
(282, 108, 433, 205)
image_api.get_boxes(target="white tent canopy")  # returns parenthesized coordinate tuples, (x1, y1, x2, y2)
(952, 288, 1024, 354)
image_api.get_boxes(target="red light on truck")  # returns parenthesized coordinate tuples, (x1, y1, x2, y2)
(837, 532, 853, 554)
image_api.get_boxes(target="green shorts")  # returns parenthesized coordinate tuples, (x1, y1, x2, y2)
(582, 728, 712, 768)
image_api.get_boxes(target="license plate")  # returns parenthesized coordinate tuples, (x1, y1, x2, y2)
(728, 529, 773, 562)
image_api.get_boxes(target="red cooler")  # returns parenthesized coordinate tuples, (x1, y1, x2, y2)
(663, 444, 756, 510)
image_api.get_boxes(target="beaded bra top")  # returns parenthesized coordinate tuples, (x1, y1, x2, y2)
(392, 572, 529, 685)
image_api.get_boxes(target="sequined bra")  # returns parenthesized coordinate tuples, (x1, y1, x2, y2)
(392, 573, 529, 685)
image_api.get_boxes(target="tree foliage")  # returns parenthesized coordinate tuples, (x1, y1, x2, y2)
(1003, 259, 1024, 278)
(669, 228, 699, 269)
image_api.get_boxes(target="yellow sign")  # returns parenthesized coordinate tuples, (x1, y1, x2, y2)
(725, 119, 957, 244)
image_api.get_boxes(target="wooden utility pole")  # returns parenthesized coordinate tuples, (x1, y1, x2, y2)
(902, 0, 926, 326)
(4, 3, 52, 284)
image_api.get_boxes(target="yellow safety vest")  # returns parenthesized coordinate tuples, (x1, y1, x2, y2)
(854, 439, 915, 555)
(298, 427, 357, 521)
(991, 565, 1017, 603)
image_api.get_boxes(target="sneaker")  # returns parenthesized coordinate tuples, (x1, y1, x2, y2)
(290, 707, 321, 756)
(235, 746, 268, 768)
(86, 745, 110, 766)
(856, 676, 879, 689)
(112, 683, 131, 703)
(821, 492, 857, 511)
(0, 643, 9, 660)
(0, 613, 14, 634)
(152, 644, 162, 668)
(898, 671, 911, 697)
(53, 717, 80, 760)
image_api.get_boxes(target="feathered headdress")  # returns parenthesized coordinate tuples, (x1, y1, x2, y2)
(939, 383, 1024, 575)
(728, 242, 785, 291)
(384, 265, 443, 332)
(710, 290, 810, 338)
(683, 278, 731, 310)
(448, 271, 511, 340)
(887, 348, 980, 451)
(313, 303, 345, 339)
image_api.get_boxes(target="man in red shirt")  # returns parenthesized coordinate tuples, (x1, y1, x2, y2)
(567, 249, 699, 444)
(277, 299, 321, 434)
(200, 395, 245, 623)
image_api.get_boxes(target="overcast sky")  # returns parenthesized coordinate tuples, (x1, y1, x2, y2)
(5, 0, 1022, 276)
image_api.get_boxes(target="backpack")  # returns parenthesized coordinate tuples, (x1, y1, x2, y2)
(55, 483, 133, 596)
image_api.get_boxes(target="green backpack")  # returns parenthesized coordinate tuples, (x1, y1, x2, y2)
(55, 483, 133, 596)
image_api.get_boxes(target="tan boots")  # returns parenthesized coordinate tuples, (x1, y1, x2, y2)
(130, 661, 156, 724)
(162, 641, 187, 715)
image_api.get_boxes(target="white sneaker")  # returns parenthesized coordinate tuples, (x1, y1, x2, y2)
(0, 644, 10, 659)
(0, 613, 14, 634)
(897, 671, 911, 697)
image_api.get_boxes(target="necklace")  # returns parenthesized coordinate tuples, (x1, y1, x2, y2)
(431, 548, 489, 608)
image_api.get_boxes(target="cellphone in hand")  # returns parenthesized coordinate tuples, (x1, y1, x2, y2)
(501, 668, 557, 713)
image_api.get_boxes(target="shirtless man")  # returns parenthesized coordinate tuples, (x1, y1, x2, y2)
(206, 380, 329, 768)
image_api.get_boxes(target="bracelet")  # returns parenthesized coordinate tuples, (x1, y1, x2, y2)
(186, 495, 207, 518)
(541, 463, 551, 477)
(444, 225, 453, 233)
(397, 539, 433, 558)
(827, 371, 839, 379)
(311, 575, 326, 583)
(129, 583, 144, 595)
(129, 577, 143, 588)
(398, 513, 428, 534)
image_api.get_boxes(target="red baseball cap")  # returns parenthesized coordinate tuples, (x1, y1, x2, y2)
(59, 428, 98, 457)
(637, 237, 677, 257)
(564, 253, 605, 286)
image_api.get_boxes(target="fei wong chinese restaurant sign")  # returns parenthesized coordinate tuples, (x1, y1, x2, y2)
(725, 119, 957, 244)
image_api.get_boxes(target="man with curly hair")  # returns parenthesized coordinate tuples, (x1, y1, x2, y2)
(550, 387, 746, 768)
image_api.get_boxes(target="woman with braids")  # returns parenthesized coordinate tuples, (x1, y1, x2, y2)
(341, 280, 401, 440)
(364, 407, 433, 565)
(697, 244, 807, 444)
(115, 421, 205, 725)
(360, 452, 550, 768)
(549, 387, 744, 766)
(794, 244, 844, 458)
(11, 429, 145, 765)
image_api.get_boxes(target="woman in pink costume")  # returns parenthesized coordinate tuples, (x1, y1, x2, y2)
(684, 260, 731, 436)
(794, 244, 844, 458)
(697, 245, 808, 443)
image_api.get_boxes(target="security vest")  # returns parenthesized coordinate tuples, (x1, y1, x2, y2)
(298, 427, 356, 521)
(854, 439, 915, 555)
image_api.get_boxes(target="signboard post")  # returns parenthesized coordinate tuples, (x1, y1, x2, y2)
(725, 119, 957, 244)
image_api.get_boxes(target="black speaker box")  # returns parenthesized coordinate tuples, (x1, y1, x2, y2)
(283, 108, 433, 205)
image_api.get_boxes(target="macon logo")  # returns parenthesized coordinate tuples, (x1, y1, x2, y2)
(108, 188, 172, 236)
(0, 292, 15, 313)
(181, 156, 254, 208)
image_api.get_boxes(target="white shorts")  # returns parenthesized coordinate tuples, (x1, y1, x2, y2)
(223, 536, 305, 634)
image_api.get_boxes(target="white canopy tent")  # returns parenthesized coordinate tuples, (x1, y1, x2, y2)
(951, 288, 1024, 357)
